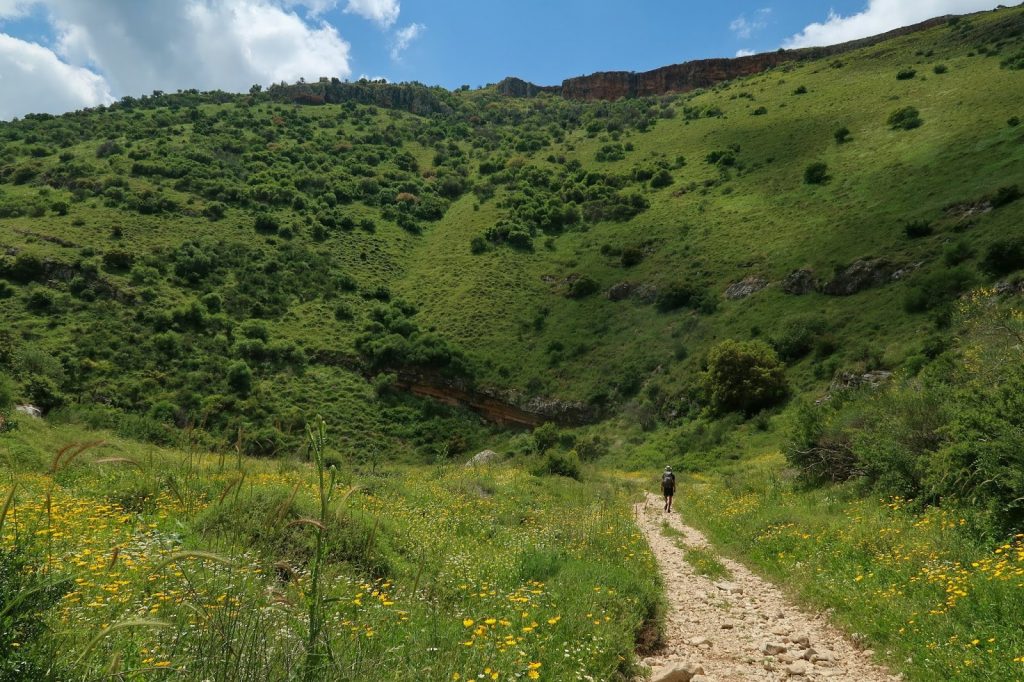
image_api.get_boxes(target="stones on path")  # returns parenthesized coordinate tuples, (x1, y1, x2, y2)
(637, 493, 896, 682)
(786, 660, 812, 677)
(651, 662, 705, 682)
(714, 581, 743, 595)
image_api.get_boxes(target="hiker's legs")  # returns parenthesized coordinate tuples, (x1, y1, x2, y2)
(666, 494, 673, 513)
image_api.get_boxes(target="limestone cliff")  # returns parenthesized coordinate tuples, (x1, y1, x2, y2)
(504, 15, 952, 101)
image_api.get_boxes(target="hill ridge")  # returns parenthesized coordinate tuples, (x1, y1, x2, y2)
(498, 14, 955, 100)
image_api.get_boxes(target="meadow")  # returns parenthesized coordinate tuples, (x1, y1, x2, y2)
(0, 418, 661, 681)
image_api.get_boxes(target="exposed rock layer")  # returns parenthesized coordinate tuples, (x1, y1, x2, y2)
(503, 16, 951, 101)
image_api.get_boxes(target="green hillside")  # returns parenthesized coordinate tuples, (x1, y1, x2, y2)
(2, 8, 1022, 463)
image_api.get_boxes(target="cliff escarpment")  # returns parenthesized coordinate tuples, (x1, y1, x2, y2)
(507, 15, 953, 101)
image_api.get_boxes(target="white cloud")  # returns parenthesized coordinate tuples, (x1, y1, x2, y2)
(785, 0, 1004, 48)
(730, 8, 771, 39)
(0, 32, 112, 119)
(0, 0, 35, 18)
(344, 0, 398, 27)
(736, 49, 756, 57)
(390, 21, 422, 61)
(0, 1, 353, 120)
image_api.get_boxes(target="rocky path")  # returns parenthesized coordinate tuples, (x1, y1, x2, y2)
(636, 493, 900, 682)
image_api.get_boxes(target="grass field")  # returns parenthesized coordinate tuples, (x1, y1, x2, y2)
(1, 418, 661, 680)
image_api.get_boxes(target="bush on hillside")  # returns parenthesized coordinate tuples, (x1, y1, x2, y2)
(701, 339, 788, 416)
(834, 127, 852, 144)
(804, 162, 829, 185)
(793, 85, 808, 95)
(566, 275, 599, 299)
(1009, 116, 1021, 128)
(980, 238, 1024, 277)
(535, 450, 581, 480)
(655, 282, 716, 314)
(888, 106, 923, 130)
(896, 68, 917, 80)
(770, 315, 829, 361)
(903, 266, 976, 313)
(532, 422, 560, 454)
(943, 239, 975, 266)
(991, 184, 1021, 208)
(933, 64, 949, 74)
(903, 220, 934, 239)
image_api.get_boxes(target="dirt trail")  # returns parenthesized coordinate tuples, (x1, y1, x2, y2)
(636, 493, 900, 682)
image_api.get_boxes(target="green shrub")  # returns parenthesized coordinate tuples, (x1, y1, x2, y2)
(752, 106, 768, 116)
(532, 422, 560, 454)
(770, 315, 829, 361)
(701, 339, 788, 416)
(980, 238, 1024, 276)
(1009, 116, 1021, 127)
(566, 275, 599, 299)
(834, 126, 851, 144)
(793, 85, 808, 95)
(650, 169, 674, 188)
(620, 247, 644, 267)
(896, 68, 917, 80)
(804, 162, 829, 185)
(943, 239, 975, 266)
(903, 266, 976, 312)
(535, 450, 581, 480)
(888, 106, 923, 130)
(656, 282, 714, 313)
(903, 220, 933, 239)
(990, 184, 1021, 208)
(933, 64, 949, 74)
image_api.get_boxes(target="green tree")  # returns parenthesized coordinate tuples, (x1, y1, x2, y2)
(532, 422, 560, 454)
(701, 340, 788, 415)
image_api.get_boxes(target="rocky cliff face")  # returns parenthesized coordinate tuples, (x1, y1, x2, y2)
(561, 53, 792, 100)
(506, 15, 952, 102)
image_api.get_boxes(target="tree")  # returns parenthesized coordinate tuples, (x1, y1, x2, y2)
(701, 340, 788, 415)
(227, 361, 253, 395)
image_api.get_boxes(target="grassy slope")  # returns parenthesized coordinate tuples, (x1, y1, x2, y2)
(404, 13, 1024, 402)
(0, 418, 659, 680)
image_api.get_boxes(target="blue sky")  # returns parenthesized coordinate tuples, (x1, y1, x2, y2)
(0, 0, 1006, 120)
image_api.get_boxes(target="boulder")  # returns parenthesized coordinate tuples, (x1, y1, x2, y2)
(465, 449, 500, 467)
(763, 642, 788, 655)
(781, 269, 817, 295)
(15, 404, 42, 419)
(651, 662, 705, 682)
(830, 371, 892, 392)
(724, 276, 768, 300)
(821, 259, 894, 296)
(606, 282, 636, 301)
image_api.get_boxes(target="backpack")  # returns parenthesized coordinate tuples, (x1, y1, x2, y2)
(661, 471, 675, 488)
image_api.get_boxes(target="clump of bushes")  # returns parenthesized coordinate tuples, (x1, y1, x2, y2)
(896, 68, 917, 80)
(933, 64, 949, 74)
(834, 127, 851, 144)
(903, 266, 976, 313)
(888, 106, 923, 130)
(535, 450, 581, 480)
(980, 238, 1024, 277)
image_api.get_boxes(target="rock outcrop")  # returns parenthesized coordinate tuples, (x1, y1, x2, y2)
(782, 269, 817, 295)
(821, 259, 895, 296)
(465, 449, 500, 467)
(499, 16, 951, 102)
(725, 276, 768, 300)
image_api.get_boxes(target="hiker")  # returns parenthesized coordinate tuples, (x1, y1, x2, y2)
(661, 466, 676, 513)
